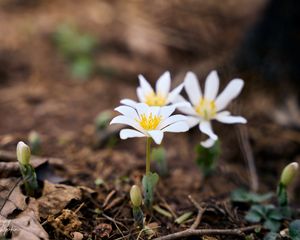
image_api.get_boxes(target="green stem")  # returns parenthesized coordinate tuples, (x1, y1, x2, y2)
(146, 137, 152, 176)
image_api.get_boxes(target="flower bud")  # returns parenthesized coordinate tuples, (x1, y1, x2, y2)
(130, 185, 142, 207)
(16, 141, 31, 165)
(280, 162, 298, 186)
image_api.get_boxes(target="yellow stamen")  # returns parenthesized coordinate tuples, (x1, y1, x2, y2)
(195, 98, 216, 120)
(136, 113, 162, 130)
(145, 92, 167, 106)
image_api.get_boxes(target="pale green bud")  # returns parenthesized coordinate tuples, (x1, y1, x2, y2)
(130, 185, 142, 207)
(16, 141, 31, 165)
(280, 162, 298, 186)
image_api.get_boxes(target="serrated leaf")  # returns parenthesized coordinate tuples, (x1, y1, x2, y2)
(289, 220, 300, 240)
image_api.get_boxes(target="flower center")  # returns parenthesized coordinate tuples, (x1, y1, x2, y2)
(136, 113, 162, 130)
(195, 98, 217, 120)
(145, 92, 167, 106)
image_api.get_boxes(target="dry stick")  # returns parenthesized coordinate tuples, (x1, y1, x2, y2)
(236, 125, 259, 192)
(102, 213, 126, 238)
(102, 189, 116, 208)
(188, 195, 206, 229)
(153, 225, 261, 240)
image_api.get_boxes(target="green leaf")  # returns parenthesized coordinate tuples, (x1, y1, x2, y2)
(195, 140, 220, 176)
(151, 147, 168, 176)
(231, 188, 273, 203)
(289, 220, 300, 240)
(142, 172, 159, 209)
(245, 205, 264, 223)
(132, 206, 144, 227)
(267, 208, 283, 221)
(277, 183, 288, 207)
(280, 206, 292, 219)
(71, 57, 94, 80)
(264, 219, 281, 232)
(264, 232, 279, 240)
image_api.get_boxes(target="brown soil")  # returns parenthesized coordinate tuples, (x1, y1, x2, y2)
(1, 1, 300, 239)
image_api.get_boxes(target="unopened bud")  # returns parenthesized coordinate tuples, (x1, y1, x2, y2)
(130, 185, 142, 207)
(16, 141, 31, 165)
(280, 162, 298, 186)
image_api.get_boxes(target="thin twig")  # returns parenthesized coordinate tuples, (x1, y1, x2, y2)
(188, 195, 206, 229)
(102, 190, 116, 208)
(102, 213, 126, 238)
(153, 225, 261, 240)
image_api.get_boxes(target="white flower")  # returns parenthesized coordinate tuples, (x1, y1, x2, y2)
(173, 70, 247, 147)
(120, 71, 185, 108)
(110, 103, 189, 144)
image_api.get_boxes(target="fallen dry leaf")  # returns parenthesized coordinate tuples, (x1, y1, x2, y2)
(0, 198, 48, 240)
(0, 178, 27, 217)
(38, 180, 82, 219)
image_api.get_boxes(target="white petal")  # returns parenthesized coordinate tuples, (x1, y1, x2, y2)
(199, 121, 218, 140)
(204, 70, 219, 100)
(172, 95, 198, 116)
(166, 83, 184, 103)
(159, 105, 176, 119)
(120, 99, 138, 108)
(186, 116, 200, 128)
(148, 130, 164, 144)
(120, 129, 145, 139)
(110, 115, 138, 129)
(200, 138, 216, 148)
(215, 79, 244, 111)
(158, 114, 187, 129)
(215, 111, 230, 117)
(135, 103, 149, 116)
(139, 74, 154, 95)
(172, 101, 191, 108)
(137, 87, 145, 102)
(184, 71, 202, 105)
(161, 121, 189, 133)
(147, 106, 161, 117)
(216, 114, 247, 124)
(115, 105, 138, 119)
(156, 71, 171, 96)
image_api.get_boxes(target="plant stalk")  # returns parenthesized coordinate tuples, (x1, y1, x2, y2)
(146, 137, 152, 176)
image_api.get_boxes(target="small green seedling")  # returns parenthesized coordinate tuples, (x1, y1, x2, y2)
(130, 185, 144, 227)
(53, 24, 97, 80)
(16, 141, 38, 197)
(151, 146, 168, 177)
(28, 130, 41, 155)
(195, 140, 220, 176)
(231, 188, 273, 204)
(245, 204, 291, 233)
(95, 111, 112, 132)
(277, 162, 298, 206)
(242, 162, 299, 239)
